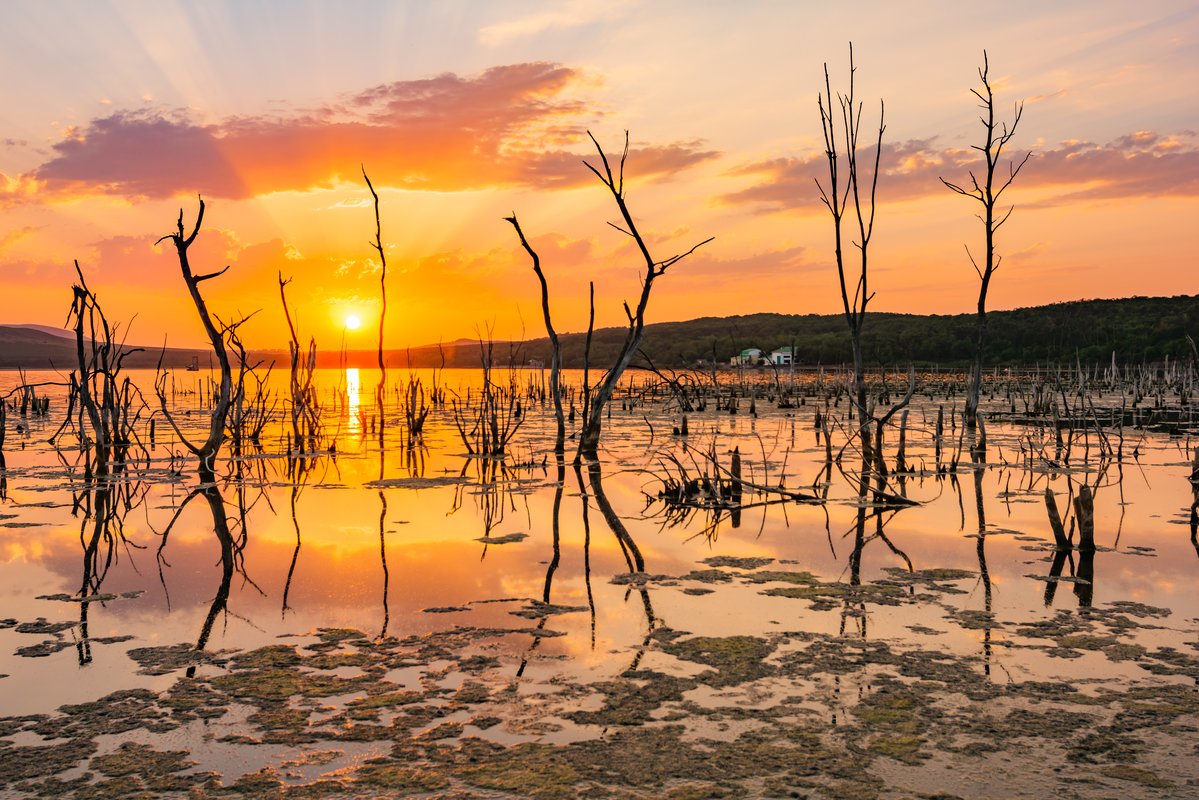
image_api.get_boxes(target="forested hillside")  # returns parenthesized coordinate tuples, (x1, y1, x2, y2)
(394, 295, 1199, 369)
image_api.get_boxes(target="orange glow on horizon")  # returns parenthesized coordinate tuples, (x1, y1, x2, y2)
(1, 5, 1196, 349)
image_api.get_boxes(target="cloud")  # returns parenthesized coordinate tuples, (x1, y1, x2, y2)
(21, 63, 717, 202)
(477, 0, 638, 46)
(1020, 131, 1199, 205)
(676, 245, 811, 281)
(722, 139, 954, 212)
(724, 131, 1199, 212)
(521, 139, 719, 188)
(0, 225, 40, 252)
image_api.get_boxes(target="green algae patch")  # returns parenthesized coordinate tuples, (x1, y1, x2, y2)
(1104, 601, 1171, 619)
(884, 567, 976, 582)
(303, 651, 373, 670)
(247, 707, 319, 744)
(662, 635, 776, 686)
(680, 569, 733, 583)
(313, 627, 370, 645)
(127, 643, 225, 675)
(356, 763, 451, 792)
(763, 583, 847, 599)
(0, 738, 97, 785)
(209, 665, 369, 702)
(701, 556, 775, 569)
(457, 742, 581, 798)
(853, 689, 925, 734)
(90, 742, 194, 777)
(348, 690, 425, 709)
(229, 644, 301, 669)
(1052, 634, 1147, 662)
(1100, 764, 1173, 788)
(567, 671, 696, 726)
(33, 689, 176, 740)
(763, 582, 905, 608)
(160, 681, 229, 720)
(867, 733, 927, 764)
(1056, 634, 1118, 650)
(229, 767, 285, 795)
(663, 783, 736, 799)
(744, 570, 819, 584)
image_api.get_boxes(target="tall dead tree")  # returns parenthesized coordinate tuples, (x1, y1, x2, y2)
(576, 131, 712, 460)
(154, 199, 235, 480)
(817, 44, 885, 449)
(505, 214, 565, 455)
(363, 168, 388, 411)
(942, 51, 1030, 429)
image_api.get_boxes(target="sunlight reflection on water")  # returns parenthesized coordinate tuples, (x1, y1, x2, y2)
(345, 367, 360, 437)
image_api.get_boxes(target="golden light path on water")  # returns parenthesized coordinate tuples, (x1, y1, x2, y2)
(345, 366, 360, 436)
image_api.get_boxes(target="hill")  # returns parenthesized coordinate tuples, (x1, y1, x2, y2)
(4, 295, 1197, 371)
(390, 295, 1199, 369)
(0, 326, 213, 371)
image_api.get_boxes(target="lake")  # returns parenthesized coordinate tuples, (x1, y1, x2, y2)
(1, 365, 1196, 798)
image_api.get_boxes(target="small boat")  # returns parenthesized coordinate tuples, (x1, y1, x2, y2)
(186, 356, 199, 372)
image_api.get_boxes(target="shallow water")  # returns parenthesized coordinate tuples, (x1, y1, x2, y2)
(1, 367, 1197, 798)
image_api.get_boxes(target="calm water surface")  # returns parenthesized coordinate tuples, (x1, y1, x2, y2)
(1, 367, 1196, 798)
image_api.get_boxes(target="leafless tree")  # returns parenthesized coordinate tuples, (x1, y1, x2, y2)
(816, 43, 884, 448)
(363, 167, 388, 410)
(503, 131, 710, 462)
(278, 272, 321, 452)
(942, 51, 1031, 429)
(153, 199, 236, 480)
(575, 131, 712, 460)
(506, 214, 565, 455)
(67, 262, 149, 479)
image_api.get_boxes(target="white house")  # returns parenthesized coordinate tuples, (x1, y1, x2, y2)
(770, 347, 793, 366)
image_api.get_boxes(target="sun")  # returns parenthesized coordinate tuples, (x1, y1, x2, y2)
(344, 314, 362, 331)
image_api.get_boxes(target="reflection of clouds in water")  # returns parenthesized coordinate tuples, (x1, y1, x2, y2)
(1, 368, 1197, 720)
(346, 367, 360, 436)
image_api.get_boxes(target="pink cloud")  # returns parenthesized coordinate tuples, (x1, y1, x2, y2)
(724, 132, 1199, 212)
(22, 63, 717, 201)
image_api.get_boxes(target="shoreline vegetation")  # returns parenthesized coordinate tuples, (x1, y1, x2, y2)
(3, 293, 1197, 371)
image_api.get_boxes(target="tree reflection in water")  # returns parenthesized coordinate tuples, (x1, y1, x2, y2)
(72, 478, 147, 665)
(970, 445, 994, 676)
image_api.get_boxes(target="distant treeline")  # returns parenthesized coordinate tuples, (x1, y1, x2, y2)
(6, 295, 1197, 372)
(385, 295, 1199, 370)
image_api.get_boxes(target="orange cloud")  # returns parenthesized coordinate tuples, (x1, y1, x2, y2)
(24, 63, 718, 202)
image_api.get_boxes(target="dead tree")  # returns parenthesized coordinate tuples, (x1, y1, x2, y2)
(817, 43, 884, 451)
(278, 273, 321, 452)
(363, 168, 387, 411)
(67, 262, 149, 479)
(505, 214, 565, 455)
(576, 131, 712, 460)
(154, 199, 235, 480)
(942, 51, 1030, 429)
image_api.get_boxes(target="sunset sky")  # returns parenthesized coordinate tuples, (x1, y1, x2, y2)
(2, 1, 1196, 350)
